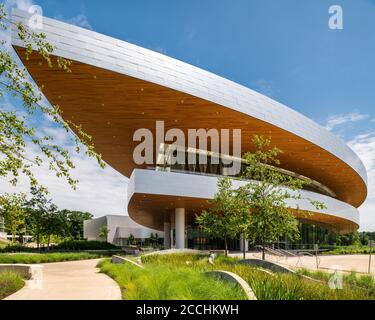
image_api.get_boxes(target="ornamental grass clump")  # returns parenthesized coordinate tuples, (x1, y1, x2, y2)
(105, 253, 375, 300)
(0, 271, 25, 299)
(99, 259, 246, 300)
(0, 252, 103, 264)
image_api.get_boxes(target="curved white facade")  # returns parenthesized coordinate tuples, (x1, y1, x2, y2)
(128, 169, 359, 234)
(11, 9, 367, 245)
(11, 9, 367, 186)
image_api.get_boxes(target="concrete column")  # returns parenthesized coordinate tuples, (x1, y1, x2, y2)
(170, 212, 175, 248)
(163, 222, 171, 249)
(239, 236, 249, 252)
(175, 208, 185, 249)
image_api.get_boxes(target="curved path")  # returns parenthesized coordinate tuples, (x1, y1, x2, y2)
(5, 259, 121, 300)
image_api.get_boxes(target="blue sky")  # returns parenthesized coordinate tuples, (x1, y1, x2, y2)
(33, 0, 375, 135)
(2, 0, 375, 230)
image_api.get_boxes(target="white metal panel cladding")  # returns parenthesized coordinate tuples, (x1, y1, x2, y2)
(11, 9, 367, 186)
(128, 169, 360, 227)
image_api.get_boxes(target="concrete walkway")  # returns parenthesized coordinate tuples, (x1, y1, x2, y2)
(278, 254, 375, 274)
(5, 259, 121, 300)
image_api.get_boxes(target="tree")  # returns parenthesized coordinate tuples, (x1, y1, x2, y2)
(99, 225, 109, 241)
(40, 210, 67, 249)
(196, 178, 250, 256)
(336, 232, 361, 246)
(148, 232, 160, 248)
(154, 233, 160, 247)
(0, 4, 104, 192)
(127, 234, 136, 246)
(359, 232, 370, 246)
(25, 185, 58, 249)
(148, 232, 154, 247)
(0, 192, 27, 242)
(59, 210, 93, 240)
(242, 135, 325, 260)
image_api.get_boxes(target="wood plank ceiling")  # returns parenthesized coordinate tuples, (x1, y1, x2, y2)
(15, 47, 367, 210)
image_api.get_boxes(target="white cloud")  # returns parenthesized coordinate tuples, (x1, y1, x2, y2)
(252, 79, 278, 98)
(1, 0, 39, 48)
(324, 111, 369, 131)
(4, 0, 34, 11)
(348, 132, 375, 231)
(0, 1, 127, 218)
(66, 14, 92, 30)
(0, 138, 128, 217)
(14, 0, 33, 11)
(154, 46, 167, 55)
(54, 14, 92, 30)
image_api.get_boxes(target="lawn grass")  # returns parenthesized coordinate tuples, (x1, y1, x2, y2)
(0, 252, 106, 264)
(127, 253, 375, 300)
(0, 271, 25, 299)
(99, 259, 246, 300)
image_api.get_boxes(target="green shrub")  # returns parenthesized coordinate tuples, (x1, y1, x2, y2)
(55, 240, 118, 251)
(141, 253, 207, 265)
(0, 252, 105, 264)
(0, 240, 120, 253)
(322, 246, 373, 255)
(0, 271, 25, 299)
(0, 239, 10, 249)
(0, 243, 34, 253)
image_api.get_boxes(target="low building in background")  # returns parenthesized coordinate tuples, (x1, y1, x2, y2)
(0, 217, 6, 240)
(84, 215, 164, 246)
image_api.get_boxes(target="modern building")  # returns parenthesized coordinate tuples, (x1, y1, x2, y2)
(84, 215, 164, 246)
(11, 10, 367, 250)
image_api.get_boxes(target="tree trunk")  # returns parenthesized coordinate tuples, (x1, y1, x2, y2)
(37, 233, 40, 252)
(224, 236, 228, 256)
(262, 240, 266, 260)
(242, 234, 246, 260)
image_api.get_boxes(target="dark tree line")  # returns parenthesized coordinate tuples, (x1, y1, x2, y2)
(1, 186, 92, 249)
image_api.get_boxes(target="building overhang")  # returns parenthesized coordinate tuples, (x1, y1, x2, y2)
(128, 169, 359, 234)
(10, 9, 368, 234)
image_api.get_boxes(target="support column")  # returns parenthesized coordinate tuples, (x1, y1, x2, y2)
(175, 208, 185, 249)
(163, 222, 171, 249)
(239, 235, 249, 252)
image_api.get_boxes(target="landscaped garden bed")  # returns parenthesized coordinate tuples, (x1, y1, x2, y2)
(100, 253, 375, 300)
(0, 252, 111, 264)
(297, 268, 375, 294)
(99, 257, 247, 300)
(0, 271, 25, 299)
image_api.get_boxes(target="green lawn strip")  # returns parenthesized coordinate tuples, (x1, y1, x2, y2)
(0, 252, 107, 264)
(321, 246, 374, 255)
(0, 271, 25, 299)
(139, 253, 374, 300)
(98, 259, 246, 300)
